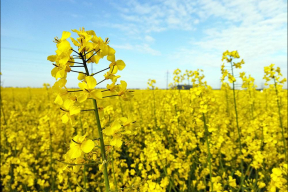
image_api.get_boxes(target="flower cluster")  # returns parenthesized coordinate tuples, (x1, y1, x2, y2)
(263, 64, 287, 85)
(147, 79, 157, 90)
(47, 28, 134, 191)
(221, 50, 245, 83)
(47, 28, 133, 124)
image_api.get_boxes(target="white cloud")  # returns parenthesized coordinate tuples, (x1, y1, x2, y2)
(193, 22, 287, 58)
(197, 0, 286, 24)
(111, 44, 134, 50)
(106, 0, 287, 88)
(170, 0, 286, 82)
(145, 35, 155, 43)
(100, 23, 140, 35)
(136, 44, 161, 56)
(107, 0, 285, 36)
(111, 43, 161, 56)
(108, 0, 199, 34)
(169, 48, 221, 68)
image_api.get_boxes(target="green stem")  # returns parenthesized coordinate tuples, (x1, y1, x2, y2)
(160, 159, 177, 192)
(273, 79, 287, 164)
(48, 121, 55, 192)
(83, 165, 87, 190)
(202, 113, 213, 192)
(230, 60, 244, 192)
(224, 84, 229, 115)
(112, 148, 119, 192)
(153, 90, 157, 126)
(79, 115, 87, 190)
(248, 88, 254, 120)
(46, 87, 50, 101)
(93, 97, 110, 191)
(55, 159, 101, 166)
(80, 52, 110, 191)
(1, 102, 7, 125)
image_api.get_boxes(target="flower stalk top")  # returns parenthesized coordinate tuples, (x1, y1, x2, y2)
(47, 27, 133, 124)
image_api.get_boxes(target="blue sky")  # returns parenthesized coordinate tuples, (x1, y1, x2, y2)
(1, 0, 287, 89)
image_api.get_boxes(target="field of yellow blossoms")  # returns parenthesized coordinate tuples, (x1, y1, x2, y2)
(1, 28, 287, 192)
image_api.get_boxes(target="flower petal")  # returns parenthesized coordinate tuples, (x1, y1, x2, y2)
(104, 121, 121, 136)
(78, 82, 87, 90)
(54, 95, 63, 105)
(78, 93, 88, 103)
(62, 114, 69, 124)
(86, 76, 97, 89)
(47, 55, 57, 62)
(68, 146, 82, 159)
(81, 140, 95, 153)
(116, 60, 125, 70)
(90, 90, 102, 100)
(61, 31, 71, 40)
(111, 135, 122, 148)
(70, 105, 80, 116)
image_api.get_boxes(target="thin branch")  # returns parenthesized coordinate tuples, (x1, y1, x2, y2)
(101, 89, 110, 92)
(97, 79, 107, 85)
(91, 67, 110, 76)
(68, 61, 84, 64)
(72, 139, 81, 144)
(70, 70, 85, 74)
(72, 56, 82, 59)
(110, 65, 115, 74)
(83, 49, 96, 57)
(120, 121, 137, 126)
(71, 49, 80, 55)
(68, 90, 83, 92)
(54, 159, 100, 166)
(86, 49, 100, 63)
(60, 108, 68, 112)
(102, 95, 119, 98)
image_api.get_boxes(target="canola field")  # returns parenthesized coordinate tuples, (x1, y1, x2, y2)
(1, 29, 287, 192)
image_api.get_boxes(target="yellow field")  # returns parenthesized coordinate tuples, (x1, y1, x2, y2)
(1, 84, 287, 191)
(1, 30, 287, 191)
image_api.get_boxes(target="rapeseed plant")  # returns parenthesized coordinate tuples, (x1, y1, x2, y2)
(1, 46, 287, 191)
(221, 50, 245, 191)
(47, 28, 134, 192)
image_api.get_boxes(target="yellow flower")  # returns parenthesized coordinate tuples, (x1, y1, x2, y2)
(103, 121, 122, 136)
(117, 80, 134, 100)
(173, 68, 181, 75)
(109, 59, 126, 74)
(78, 76, 102, 102)
(258, 181, 266, 188)
(104, 71, 121, 83)
(67, 134, 95, 159)
(77, 72, 86, 81)
(103, 121, 123, 148)
(60, 99, 80, 124)
(54, 31, 72, 55)
(228, 176, 237, 188)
